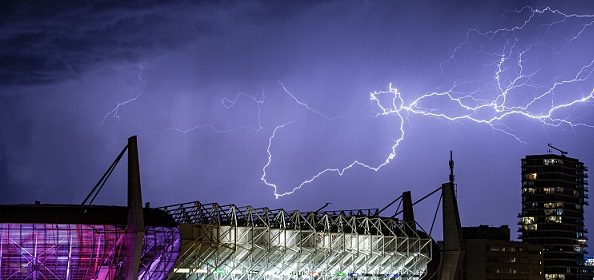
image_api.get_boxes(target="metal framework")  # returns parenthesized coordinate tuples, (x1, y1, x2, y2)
(161, 201, 432, 280)
(0, 224, 180, 280)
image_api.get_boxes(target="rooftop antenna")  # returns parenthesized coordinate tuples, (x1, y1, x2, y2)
(449, 150, 457, 196)
(547, 143, 567, 156)
(449, 151, 455, 185)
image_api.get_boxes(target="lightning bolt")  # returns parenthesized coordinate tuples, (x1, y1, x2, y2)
(261, 6, 594, 198)
(162, 88, 266, 135)
(278, 81, 341, 121)
(221, 87, 265, 132)
(98, 64, 145, 144)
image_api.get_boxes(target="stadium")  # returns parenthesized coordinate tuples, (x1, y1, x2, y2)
(0, 137, 464, 279)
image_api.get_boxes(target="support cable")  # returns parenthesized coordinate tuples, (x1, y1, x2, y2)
(429, 193, 443, 235)
(375, 194, 403, 217)
(82, 145, 128, 206)
(392, 199, 403, 219)
(392, 186, 442, 218)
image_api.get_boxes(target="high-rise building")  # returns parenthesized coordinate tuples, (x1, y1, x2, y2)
(519, 153, 589, 280)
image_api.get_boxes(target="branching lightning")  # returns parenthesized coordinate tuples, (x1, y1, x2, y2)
(94, 7, 593, 199)
(221, 88, 265, 132)
(164, 89, 266, 135)
(98, 64, 145, 144)
(261, 6, 594, 198)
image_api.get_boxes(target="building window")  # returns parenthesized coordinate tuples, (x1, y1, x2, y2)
(544, 159, 564, 165)
(545, 216, 562, 223)
(523, 173, 538, 180)
(489, 245, 502, 252)
(523, 187, 536, 194)
(522, 217, 536, 224)
(522, 181, 535, 186)
(544, 202, 563, 208)
(543, 187, 556, 194)
(532, 202, 538, 207)
(523, 224, 538, 231)
(574, 190, 582, 197)
(545, 274, 565, 280)
(544, 209, 563, 215)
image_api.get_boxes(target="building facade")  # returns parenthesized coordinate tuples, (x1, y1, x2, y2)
(161, 200, 433, 279)
(519, 154, 589, 280)
(0, 205, 180, 279)
(459, 225, 544, 280)
(582, 257, 594, 279)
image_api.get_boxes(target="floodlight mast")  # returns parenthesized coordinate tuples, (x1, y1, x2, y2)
(547, 143, 568, 156)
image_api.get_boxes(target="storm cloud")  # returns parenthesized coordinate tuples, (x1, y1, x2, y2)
(1, 0, 593, 243)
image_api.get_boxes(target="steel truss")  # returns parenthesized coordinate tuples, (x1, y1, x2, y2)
(161, 201, 432, 280)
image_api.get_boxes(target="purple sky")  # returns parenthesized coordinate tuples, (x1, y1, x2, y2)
(1, 0, 593, 242)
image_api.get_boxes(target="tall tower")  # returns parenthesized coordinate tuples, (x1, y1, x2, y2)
(519, 150, 589, 280)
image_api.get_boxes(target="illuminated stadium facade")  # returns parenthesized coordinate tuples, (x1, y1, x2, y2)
(0, 137, 457, 279)
(0, 137, 180, 280)
(0, 205, 180, 279)
(161, 201, 433, 279)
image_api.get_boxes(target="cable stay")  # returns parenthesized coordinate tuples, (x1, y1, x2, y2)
(82, 144, 128, 206)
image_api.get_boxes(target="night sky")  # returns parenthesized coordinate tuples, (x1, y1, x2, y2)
(1, 0, 593, 242)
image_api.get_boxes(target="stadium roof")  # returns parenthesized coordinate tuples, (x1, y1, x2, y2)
(0, 204, 177, 227)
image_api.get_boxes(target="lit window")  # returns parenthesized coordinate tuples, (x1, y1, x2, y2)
(543, 187, 556, 194)
(523, 188, 536, 194)
(522, 217, 535, 224)
(531, 202, 538, 207)
(523, 224, 537, 231)
(544, 209, 563, 215)
(523, 173, 538, 180)
(544, 159, 564, 165)
(545, 274, 565, 280)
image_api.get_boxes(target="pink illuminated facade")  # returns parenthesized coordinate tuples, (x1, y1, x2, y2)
(0, 136, 180, 279)
(0, 206, 180, 280)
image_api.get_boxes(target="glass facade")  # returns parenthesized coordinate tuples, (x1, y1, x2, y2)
(0, 224, 179, 280)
